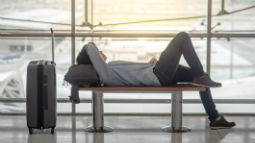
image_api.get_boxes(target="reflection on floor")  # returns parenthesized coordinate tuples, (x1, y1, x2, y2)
(0, 115, 254, 143)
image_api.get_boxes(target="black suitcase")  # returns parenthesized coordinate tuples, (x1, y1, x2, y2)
(26, 28, 56, 134)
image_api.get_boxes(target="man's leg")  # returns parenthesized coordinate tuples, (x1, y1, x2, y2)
(172, 65, 219, 122)
(173, 65, 235, 128)
(199, 88, 220, 122)
(154, 32, 204, 86)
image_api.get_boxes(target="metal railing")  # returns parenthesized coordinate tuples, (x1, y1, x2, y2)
(0, 32, 254, 38)
(0, 98, 254, 116)
(0, 98, 254, 104)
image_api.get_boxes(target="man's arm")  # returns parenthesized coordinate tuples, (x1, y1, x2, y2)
(85, 43, 111, 83)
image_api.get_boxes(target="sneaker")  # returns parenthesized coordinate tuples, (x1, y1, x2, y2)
(192, 73, 222, 88)
(210, 116, 236, 130)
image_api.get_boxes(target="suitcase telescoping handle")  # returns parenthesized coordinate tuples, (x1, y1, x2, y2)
(50, 28, 55, 63)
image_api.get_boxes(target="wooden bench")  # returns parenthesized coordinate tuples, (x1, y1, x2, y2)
(79, 85, 205, 133)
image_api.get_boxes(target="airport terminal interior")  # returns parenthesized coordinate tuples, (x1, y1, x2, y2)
(0, 0, 254, 143)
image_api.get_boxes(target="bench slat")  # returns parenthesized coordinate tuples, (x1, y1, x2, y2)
(79, 84, 206, 92)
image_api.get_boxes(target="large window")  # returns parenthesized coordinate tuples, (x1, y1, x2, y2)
(0, 0, 254, 114)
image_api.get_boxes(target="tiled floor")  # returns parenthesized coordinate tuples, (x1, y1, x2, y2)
(0, 115, 254, 143)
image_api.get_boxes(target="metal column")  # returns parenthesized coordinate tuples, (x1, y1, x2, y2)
(71, 0, 76, 115)
(221, 0, 226, 12)
(206, 0, 212, 75)
(84, 0, 89, 24)
(82, 0, 91, 26)
(85, 91, 113, 132)
(91, 0, 94, 26)
(72, 116, 76, 143)
(217, 0, 229, 15)
(162, 92, 191, 132)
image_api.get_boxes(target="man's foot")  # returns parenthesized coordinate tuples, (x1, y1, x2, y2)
(210, 116, 236, 130)
(69, 96, 80, 104)
(192, 73, 222, 88)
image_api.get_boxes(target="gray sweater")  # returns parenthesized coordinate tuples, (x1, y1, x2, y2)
(85, 43, 161, 86)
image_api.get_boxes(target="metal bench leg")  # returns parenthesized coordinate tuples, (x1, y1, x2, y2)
(162, 91, 191, 133)
(85, 91, 113, 132)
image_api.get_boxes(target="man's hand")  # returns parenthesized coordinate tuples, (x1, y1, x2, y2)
(149, 57, 158, 64)
(99, 51, 107, 61)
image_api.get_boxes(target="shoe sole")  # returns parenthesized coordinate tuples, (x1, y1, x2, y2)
(210, 126, 234, 130)
(191, 83, 211, 88)
(191, 82, 221, 88)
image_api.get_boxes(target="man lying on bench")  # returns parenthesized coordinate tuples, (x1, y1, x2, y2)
(79, 32, 236, 130)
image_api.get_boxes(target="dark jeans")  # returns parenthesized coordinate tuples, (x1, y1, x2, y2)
(154, 32, 219, 122)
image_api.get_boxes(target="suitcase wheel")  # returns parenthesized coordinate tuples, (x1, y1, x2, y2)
(29, 128, 33, 134)
(51, 128, 55, 134)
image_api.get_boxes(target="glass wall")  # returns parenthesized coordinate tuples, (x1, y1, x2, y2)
(211, 0, 255, 113)
(0, 0, 254, 114)
(0, 0, 71, 31)
(0, 37, 72, 113)
(76, 0, 207, 32)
